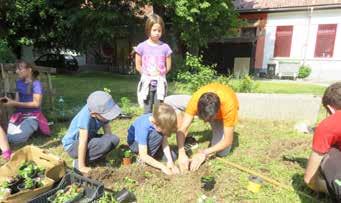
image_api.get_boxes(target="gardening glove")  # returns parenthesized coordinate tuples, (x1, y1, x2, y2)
(190, 152, 206, 171)
(161, 165, 173, 175)
(178, 153, 190, 173)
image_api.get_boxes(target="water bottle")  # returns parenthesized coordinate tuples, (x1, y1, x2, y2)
(58, 96, 65, 118)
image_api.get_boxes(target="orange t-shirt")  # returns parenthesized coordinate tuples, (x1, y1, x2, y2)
(185, 83, 239, 127)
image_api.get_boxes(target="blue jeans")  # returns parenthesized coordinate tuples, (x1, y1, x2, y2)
(129, 129, 177, 161)
(7, 118, 38, 145)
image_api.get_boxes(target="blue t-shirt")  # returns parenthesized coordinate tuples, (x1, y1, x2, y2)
(127, 113, 155, 145)
(15, 79, 43, 113)
(62, 105, 108, 150)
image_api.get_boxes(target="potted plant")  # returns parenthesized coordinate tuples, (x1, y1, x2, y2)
(48, 184, 85, 203)
(18, 161, 43, 178)
(3, 176, 23, 194)
(17, 177, 43, 191)
(201, 175, 216, 191)
(122, 150, 133, 166)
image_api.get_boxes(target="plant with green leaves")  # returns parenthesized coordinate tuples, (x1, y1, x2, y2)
(176, 53, 218, 92)
(201, 175, 214, 182)
(119, 97, 141, 116)
(98, 191, 118, 203)
(147, 0, 240, 55)
(234, 75, 259, 93)
(123, 150, 133, 158)
(49, 184, 84, 203)
(18, 161, 44, 178)
(298, 65, 312, 78)
(0, 39, 15, 63)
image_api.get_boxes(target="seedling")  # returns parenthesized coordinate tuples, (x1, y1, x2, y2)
(48, 184, 85, 203)
(122, 150, 133, 166)
(201, 175, 216, 191)
(2, 176, 23, 194)
(18, 161, 44, 179)
(98, 191, 117, 203)
(17, 177, 42, 191)
(123, 150, 133, 158)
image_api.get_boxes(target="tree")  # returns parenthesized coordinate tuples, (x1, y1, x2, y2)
(56, 0, 138, 52)
(148, 0, 240, 55)
(0, 0, 69, 57)
(0, 0, 138, 56)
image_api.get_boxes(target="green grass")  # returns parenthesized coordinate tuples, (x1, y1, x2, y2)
(0, 72, 330, 202)
(254, 81, 326, 95)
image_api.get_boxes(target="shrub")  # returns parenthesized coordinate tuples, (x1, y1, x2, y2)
(175, 53, 217, 92)
(174, 53, 258, 93)
(0, 40, 15, 63)
(119, 97, 142, 116)
(234, 75, 259, 93)
(298, 65, 311, 78)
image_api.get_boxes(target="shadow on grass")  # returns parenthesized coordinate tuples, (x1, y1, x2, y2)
(282, 156, 308, 169)
(291, 173, 330, 203)
(191, 130, 240, 153)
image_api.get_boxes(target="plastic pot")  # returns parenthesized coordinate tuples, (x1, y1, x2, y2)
(116, 188, 136, 203)
(201, 176, 216, 191)
(122, 157, 132, 166)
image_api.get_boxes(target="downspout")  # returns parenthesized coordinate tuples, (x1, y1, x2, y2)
(303, 7, 314, 64)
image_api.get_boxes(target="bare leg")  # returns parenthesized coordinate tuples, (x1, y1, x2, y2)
(0, 126, 11, 155)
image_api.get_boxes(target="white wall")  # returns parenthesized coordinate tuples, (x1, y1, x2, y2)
(263, 9, 341, 81)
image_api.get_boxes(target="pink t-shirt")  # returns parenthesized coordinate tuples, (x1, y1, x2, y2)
(135, 40, 172, 76)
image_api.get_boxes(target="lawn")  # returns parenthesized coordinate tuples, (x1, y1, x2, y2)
(0, 72, 329, 202)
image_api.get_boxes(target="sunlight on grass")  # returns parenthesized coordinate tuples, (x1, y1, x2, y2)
(0, 72, 331, 202)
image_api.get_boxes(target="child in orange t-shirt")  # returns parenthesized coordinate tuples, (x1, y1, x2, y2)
(164, 83, 239, 172)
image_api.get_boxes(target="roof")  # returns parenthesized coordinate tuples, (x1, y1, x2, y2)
(233, 0, 341, 12)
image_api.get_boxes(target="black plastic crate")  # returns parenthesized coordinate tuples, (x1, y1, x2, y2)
(28, 172, 104, 203)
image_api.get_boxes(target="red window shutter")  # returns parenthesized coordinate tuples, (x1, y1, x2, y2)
(315, 24, 337, 58)
(274, 26, 293, 57)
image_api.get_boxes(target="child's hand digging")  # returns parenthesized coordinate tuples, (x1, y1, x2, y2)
(161, 165, 173, 175)
(79, 166, 91, 175)
(167, 162, 180, 174)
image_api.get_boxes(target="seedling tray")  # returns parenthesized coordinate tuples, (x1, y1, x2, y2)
(28, 172, 104, 203)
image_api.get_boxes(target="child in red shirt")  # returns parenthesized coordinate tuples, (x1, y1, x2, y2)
(304, 82, 341, 201)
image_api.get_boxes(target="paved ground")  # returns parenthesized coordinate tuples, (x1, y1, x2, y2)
(258, 78, 336, 87)
(237, 93, 321, 124)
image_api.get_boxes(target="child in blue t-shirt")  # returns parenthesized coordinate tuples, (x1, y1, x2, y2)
(127, 103, 179, 175)
(62, 91, 121, 174)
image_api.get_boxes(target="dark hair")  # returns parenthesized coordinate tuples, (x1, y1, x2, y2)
(145, 14, 165, 37)
(322, 82, 341, 112)
(197, 92, 220, 121)
(16, 60, 40, 94)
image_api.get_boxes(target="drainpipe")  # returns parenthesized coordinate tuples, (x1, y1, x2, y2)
(303, 7, 314, 65)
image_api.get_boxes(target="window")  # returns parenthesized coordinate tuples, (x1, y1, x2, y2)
(274, 26, 293, 57)
(314, 24, 337, 58)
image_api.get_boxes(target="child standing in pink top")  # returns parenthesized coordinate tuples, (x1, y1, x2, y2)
(135, 14, 172, 114)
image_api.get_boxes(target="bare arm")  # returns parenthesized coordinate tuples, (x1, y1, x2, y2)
(78, 129, 90, 173)
(103, 123, 112, 135)
(5, 93, 42, 108)
(135, 54, 142, 74)
(304, 151, 327, 192)
(205, 126, 234, 155)
(138, 144, 172, 175)
(162, 137, 173, 163)
(166, 56, 171, 73)
(0, 127, 10, 153)
(177, 112, 194, 155)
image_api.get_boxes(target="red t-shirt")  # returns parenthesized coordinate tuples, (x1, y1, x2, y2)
(312, 111, 341, 154)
